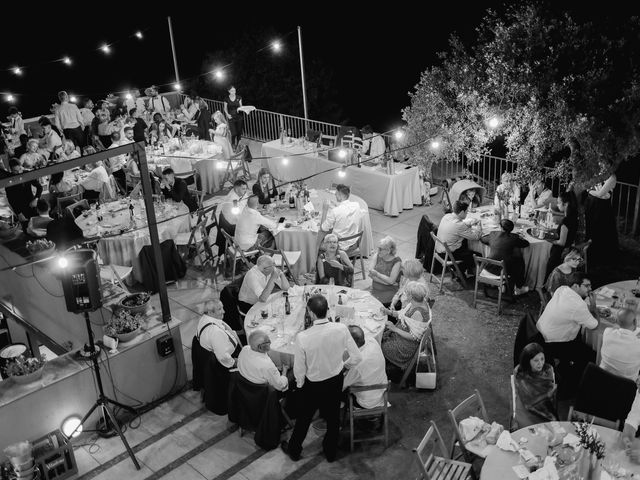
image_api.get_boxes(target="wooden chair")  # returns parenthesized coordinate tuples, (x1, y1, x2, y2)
(221, 145, 251, 188)
(574, 239, 593, 274)
(257, 246, 301, 286)
(66, 199, 90, 219)
(346, 381, 390, 451)
(414, 421, 474, 480)
(510, 370, 557, 431)
(472, 257, 508, 314)
(399, 322, 434, 389)
(221, 230, 259, 280)
(567, 406, 621, 430)
(337, 231, 365, 280)
(175, 220, 218, 272)
(448, 389, 490, 462)
(320, 134, 338, 148)
(56, 192, 83, 217)
(429, 232, 467, 292)
(196, 204, 219, 237)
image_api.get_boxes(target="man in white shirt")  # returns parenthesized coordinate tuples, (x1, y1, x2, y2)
(238, 255, 290, 312)
(282, 294, 362, 462)
(361, 125, 386, 160)
(125, 89, 147, 114)
(320, 184, 361, 250)
(235, 196, 277, 250)
(600, 308, 640, 380)
(220, 179, 249, 227)
(343, 325, 387, 409)
(622, 379, 640, 461)
(436, 200, 482, 275)
(238, 331, 289, 391)
(54, 91, 85, 148)
(196, 301, 242, 369)
(38, 117, 63, 158)
(105, 132, 127, 193)
(145, 86, 171, 114)
(81, 162, 112, 201)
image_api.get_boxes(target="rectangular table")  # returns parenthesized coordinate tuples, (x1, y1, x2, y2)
(261, 140, 421, 216)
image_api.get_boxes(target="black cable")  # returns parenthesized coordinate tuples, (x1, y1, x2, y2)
(31, 264, 64, 297)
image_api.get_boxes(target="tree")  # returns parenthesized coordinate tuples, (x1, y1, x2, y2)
(402, 3, 640, 189)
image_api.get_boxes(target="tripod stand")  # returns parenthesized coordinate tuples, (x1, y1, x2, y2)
(71, 311, 141, 469)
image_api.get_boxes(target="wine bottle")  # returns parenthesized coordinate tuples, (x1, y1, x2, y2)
(284, 293, 291, 315)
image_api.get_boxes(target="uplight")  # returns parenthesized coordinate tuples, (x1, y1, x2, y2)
(57, 256, 68, 268)
(338, 148, 347, 159)
(61, 416, 83, 438)
(282, 157, 289, 165)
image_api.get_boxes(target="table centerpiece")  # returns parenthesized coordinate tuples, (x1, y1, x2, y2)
(105, 309, 143, 343)
(5, 354, 47, 385)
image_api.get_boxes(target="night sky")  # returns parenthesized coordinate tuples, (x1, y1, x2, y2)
(2, 3, 637, 131)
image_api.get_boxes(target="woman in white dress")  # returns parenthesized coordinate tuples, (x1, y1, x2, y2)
(211, 110, 233, 159)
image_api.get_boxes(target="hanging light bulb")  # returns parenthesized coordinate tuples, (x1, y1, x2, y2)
(394, 129, 404, 140)
(231, 200, 240, 215)
(214, 69, 224, 80)
(430, 140, 440, 150)
(101, 44, 111, 54)
(272, 40, 282, 52)
(57, 256, 68, 269)
(338, 166, 346, 178)
(282, 157, 289, 165)
(338, 148, 347, 159)
(135, 31, 143, 39)
(488, 116, 501, 129)
(62, 56, 72, 65)
(5, 94, 14, 102)
(12, 67, 22, 76)
(69, 96, 77, 103)
(125, 93, 132, 100)
(174, 83, 182, 91)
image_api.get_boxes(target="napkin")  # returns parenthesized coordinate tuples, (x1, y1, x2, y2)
(288, 285, 304, 297)
(562, 433, 580, 449)
(459, 417, 486, 442)
(303, 201, 315, 213)
(496, 431, 518, 451)
(598, 287, 616, 298)
(528, 457, 559, 480)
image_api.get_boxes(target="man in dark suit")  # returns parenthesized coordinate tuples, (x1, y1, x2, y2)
(160, 167, 197, 212)
(6, 159, 42, 222)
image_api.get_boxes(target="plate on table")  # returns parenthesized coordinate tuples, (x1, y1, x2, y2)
(257, 325, 275, 333)
(597, 306, 612, 318)
(525, 227, 558, 241)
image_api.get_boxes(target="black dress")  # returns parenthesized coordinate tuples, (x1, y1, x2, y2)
(546, 213, 578, 278)
(196, 109, 212, 141)
(585, 193, 618, 265)
(481, 231, 529, 291)
(224, 95, 243, 148)
(252, 180, 278, 205)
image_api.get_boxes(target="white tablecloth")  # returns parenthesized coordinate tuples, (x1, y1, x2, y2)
(75, 200, 190, 283)
(467, 206, 553, 290)
(244, 286, 385, 367)
(261, 140, 421, 216)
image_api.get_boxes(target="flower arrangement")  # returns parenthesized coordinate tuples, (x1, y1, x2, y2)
(105, 310, 142, 337)
(573, 422, 606, 459)
(5, 354, 46, 378)
(26, 239, 55, 254)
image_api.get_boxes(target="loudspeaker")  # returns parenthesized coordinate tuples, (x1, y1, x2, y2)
(60, 249, 102, 313)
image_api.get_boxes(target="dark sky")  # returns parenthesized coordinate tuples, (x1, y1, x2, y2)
(2, 3, 637, 131)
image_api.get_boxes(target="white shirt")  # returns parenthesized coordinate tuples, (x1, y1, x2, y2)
(626, 392, 640, 431)
(237, 346, 288, 391)
(81, 165, 110, 193)
(106, 141, 126, 172)
(55, 101, 84, 130)
(536, 286, 598, 343)
(589, 175, 616, 200)
(293, 319, 362, 388)
(321, 199, 361, 249)
(148, 96, 170, 114)
(600, 327, 640, 380)
(363, 135, 386, 159)
(493, 183, 521, 207)
(436, 213, 482, 253)
(342, 339, 387, 408)
(524, 188, 553, 209)
(125, 98, 147, 115)
(235, 208, 277, 250)
(79, 108, 94, 128)
(196, 315, 241, 368)
(238, 265, 285, 305)
(220, 189, 248, 225)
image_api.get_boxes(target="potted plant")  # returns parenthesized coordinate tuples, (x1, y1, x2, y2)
(118, 292, 151, 315)
(25, 239, 56, 260)
(574, 422, 606, 480)
(105, 310, 143, 343)
(6, 355, 47, 385)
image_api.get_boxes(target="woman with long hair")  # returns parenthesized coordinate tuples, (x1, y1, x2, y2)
(545, 190, 578, 277)
(211, 110, 233, 159)
(513, 342, 557, 427)
(252, 168, 279, 205)
(223, 86, 243, 150)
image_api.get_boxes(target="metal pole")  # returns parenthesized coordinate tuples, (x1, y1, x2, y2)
(297, 26, 309, 124)
(136, 143, 172, 323)
(168, 16, 180, 84)
(632, 177, 640, 236)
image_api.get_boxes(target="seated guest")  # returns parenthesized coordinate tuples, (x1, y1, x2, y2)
(370, 236, 402, 307)
(238, 331, 289, 391)
(524, 179, 553, 210)
(6, 106, 25, 137)
(81, 162, 111, 201)
(6, 159, 42, 221)
(105, 132, 127, 194)
(536, 275, 598, 367)
(316, 233, 354, 287)
(49, 172, 80, 197)
(26, 199, 53, 237)
(545, 249, 582, 295)
(480, 219, 530, 296)
(38, 116, 63, 158)
(494, 172, 520, 207)
(19, 139, 47, 170)
(459, 186, 482, 208)
(58, 139, 81, 161)
(149, 113, 174, 143)
(600, 308, 640, 380)
(545, 190, 578, 277)
(436, 200, 482, 276)
(390, 259, 429, 310)
(160, 168, 197, 212)
(234, 196, 276, 250)
(361, 125, 386, 160)
(252, 168, 279, 205)
(12, 134, 29, 159)
(343, 325, 388, 408)
(381, 281, 431, 369)
(622, 382, 640, 460)
(195, 98, 211, 141)
(513, 342, 558, 425)
(238, 255, 290, 312)
(129, 108, 148, 143)
(320, 184, 361, 250)
(211, 110, 234, 159)
(220, 179, 249, 227)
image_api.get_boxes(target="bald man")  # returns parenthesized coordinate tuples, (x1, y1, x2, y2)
(237, 331, 289, 391)
(238, 255, 290, 312)
(600, 308, 640, 380)
(234, 196, 277, 250)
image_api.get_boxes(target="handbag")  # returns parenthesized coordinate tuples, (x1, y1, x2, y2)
(415, 327, 437, 390)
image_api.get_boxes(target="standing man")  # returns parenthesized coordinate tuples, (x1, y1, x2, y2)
(54, 91, 85, 149)
(281, 295, 362, 463)
(129, 108, 148, 143)
(320, 184, 362, 251)
(361, 125, 386, 160)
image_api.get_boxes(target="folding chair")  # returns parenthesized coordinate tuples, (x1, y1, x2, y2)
(196, 204, 219, 237)
(510, 370, 557, 431)
(566, 406, 620, 430)
(414, 421, 474, 480)
(221, 145, 251, 189)
(472, 257, 508, 314)
(346, 381, 390, 451)
(175, 220, 218, 271)
(574, 239, 593, 274)
(56, 192, 82, 217)
(337, 231, 365, 280)
(99, 265, 133, 294)
(399, 322, 433, 389)
(66, 199, 90, 219)
(448, 389, 490, 462)
(320, 134, 338, 148)
(221, 230, 259, 280)
(257, 245, 301, 286)
(430, 232, 467, 292)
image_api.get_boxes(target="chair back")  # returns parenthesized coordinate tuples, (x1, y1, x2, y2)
(66, 199, 90, 219)
(57, 192, 82, 215)
(448, 389, 489, 458)
(513, 313, 545, 367)
(575, 239, 593, 273)
(567, 406, 621, 430)
(414, 421, 451, 478)
(430, 232, 455, 265)
(348, 381, 390, 416)
(257, 245, 298, 284)
(320, 134, 337, 147)
(336, 231, 363, 253)
(474, 256, 507, 287)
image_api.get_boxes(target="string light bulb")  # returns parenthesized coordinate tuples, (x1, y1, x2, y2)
(135, 31, 143, 39)
(394, 130, 404, 140)
(62, 56, 72, 65)
(125, 93, 132, 100)
(488, 116, 501, 129)
(12, 67, 22, 76)
(5, 94, 14, 102)
(100, 44, 111, 54)
(338, 148, 347, 159)
(338, 166, 346, 178)
(231, 200, 240, 215)
(69, 96, 77, 103)
(174, 83, 182, 91)
(214, 69, 224, 80)
(430, 140, 440, 150)
(272, 41, 282, 52)
(282, 157, 289, 165)
(57, 256, 68, 269)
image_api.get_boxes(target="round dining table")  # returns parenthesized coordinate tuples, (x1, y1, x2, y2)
(480, 421, 640, 479)
(243, 285, 386, 367)
(75, 199, 190, 283)
(467, 206, 553, 290)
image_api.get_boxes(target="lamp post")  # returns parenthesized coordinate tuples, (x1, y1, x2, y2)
(297, 26, 309, 123)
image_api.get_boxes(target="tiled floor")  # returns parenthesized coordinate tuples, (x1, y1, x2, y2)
(68, 141, 446, 479)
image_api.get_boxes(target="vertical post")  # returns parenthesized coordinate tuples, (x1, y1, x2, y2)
(136, 143, 172, 323)
(297, 26, 309, 126)
(632, 178, 640, 235)
(168, 16, 180, 85)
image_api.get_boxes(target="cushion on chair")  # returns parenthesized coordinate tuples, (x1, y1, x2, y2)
(479, 269, 501, 280)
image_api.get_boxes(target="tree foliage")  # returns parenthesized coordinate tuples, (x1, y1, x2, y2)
(402, 3, 640, 188)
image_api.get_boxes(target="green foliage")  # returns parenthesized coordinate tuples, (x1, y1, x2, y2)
(5, 355, 46, 377)
(402, 3, 640, 188)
